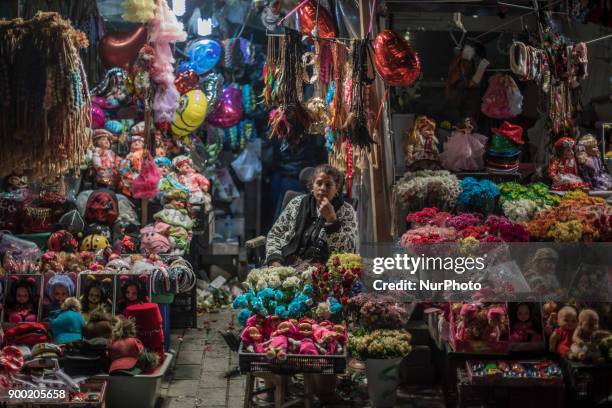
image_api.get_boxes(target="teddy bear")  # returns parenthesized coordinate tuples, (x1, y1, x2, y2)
(568, 309, 609, 363)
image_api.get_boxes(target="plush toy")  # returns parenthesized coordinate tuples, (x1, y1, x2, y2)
(568, 309, 608, 363)
(264, 335, 288, 361)
(139, 223, 173, 255)
(240, 326, 264, 353)
(457, 304, 479, 341)
(549, 306, 578, 356)
(487, 306, 506, 342)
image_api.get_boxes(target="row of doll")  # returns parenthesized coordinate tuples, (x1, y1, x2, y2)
(240, 314, 348, 360)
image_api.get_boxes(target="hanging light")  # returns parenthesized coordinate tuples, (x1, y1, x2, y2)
(197, 17, 213, 36)
(173, 0, 186, 17)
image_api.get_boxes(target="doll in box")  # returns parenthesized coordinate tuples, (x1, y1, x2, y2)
(576, 134, 612, 191)
(549, 306, 578, 356)
(116, 276, 148, 315)
(510, 303, 543, 342)
(44, 275, 75, 317)
(91, 130, 119, 188)
(548, 137, 589, 191)
(80, 280, 112, 322)
(487, 306, 507, 342)
(568, 308, 609, 363)
(6, 277, 38, 323)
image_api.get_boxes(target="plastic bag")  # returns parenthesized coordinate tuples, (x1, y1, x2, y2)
(231, 142, 262, 183)
(214, 167, 240, 203)
(481, 74, 522, 119)
(0, 232, 41, 273)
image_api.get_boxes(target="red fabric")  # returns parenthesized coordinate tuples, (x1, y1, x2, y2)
(4, 323, 50, 347)
(553, 326, 574, 356)
(125, 303, 164, 355)
(491, 121, 524, 145)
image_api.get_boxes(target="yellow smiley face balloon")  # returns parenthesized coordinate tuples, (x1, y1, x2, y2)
(171, 89, 208, 138)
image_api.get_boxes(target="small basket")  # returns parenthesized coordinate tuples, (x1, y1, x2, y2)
(238, 343, 347, 375)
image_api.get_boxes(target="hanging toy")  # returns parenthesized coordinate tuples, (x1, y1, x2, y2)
(171, 90, 208, 141)
(242, 85, 256, 115)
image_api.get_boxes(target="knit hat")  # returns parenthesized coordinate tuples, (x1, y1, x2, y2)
(172, 155, 192, 169)
(57, 210, 85, 234)
(486, 122, 523, 174)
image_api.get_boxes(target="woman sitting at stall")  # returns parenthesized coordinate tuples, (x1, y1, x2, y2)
(265, 164, 358, 266)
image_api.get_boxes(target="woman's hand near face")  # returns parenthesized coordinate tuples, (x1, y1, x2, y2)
(319, 197, 337, 223)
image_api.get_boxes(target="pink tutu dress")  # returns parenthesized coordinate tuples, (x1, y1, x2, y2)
(441, 128, 487, 171)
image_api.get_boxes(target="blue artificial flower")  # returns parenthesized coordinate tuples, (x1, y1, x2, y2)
(257, 288, 275, 301)
(302, 284, 314, 296)
(232, 295, 248, 309)
(244, 291, 254, 302)
(328, 297, 342, 314)
(237, 308, 252, 326)
(250, 297, 265, 314)
(351, 280, 364, 294)
(267, 300, 278, 312)
(274, 305, 289, 319)
(288, 301, 302, 318)
(274, 289, 284, 302)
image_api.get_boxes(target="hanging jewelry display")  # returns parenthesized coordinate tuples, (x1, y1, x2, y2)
(268, 29, 310, 143)
(0, 12, 91, 179)
(346, 38, 375, 149)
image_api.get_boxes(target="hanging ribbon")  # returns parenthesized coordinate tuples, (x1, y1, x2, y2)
(346, 141, 354, 199)
(368, 0, 377, 35)
(371, 87, 389, 135)
(277, 0, 309, 26)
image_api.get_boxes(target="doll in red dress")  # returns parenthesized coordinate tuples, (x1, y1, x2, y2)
(548, 137, 589, 191)
(170, 156, 211, 212)
(6, 277, 38, 323)
(549, 306, 578, 356)
(92, 129, 119, 188)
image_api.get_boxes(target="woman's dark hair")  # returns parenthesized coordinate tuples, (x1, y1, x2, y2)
(307, 164, 344, 191)
(81, 281, 108, 313)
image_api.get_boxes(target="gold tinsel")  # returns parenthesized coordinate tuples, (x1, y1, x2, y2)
(0, 12, 91, 180)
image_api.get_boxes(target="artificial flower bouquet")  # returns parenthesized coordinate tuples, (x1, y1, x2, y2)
(347, 292, 412, 330)
(233, 266, 317, 324)
(240, 314, 348, 361)
(349, 329, 412, 360)
(405, 207, 451, 228)
(309, 253, 365, 306)
(395, 170, 461, 211)
(449, 302, 510, 354)
(457, 177, 500, 214)
(499, 182, 558, 223)
(525, 191, 611, 241)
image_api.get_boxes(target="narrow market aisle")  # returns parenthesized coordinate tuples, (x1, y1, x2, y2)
(159, 309, 245, 408)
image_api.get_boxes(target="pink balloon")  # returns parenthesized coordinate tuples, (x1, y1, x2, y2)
(91, 104, 105, 129)
(206, 87, 244, 128)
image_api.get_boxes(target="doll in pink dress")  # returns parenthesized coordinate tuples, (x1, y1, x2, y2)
(170, 156, 211, 212)
(92, 129, 119, 188)
(576, 134, 612, 191)
(440, 118, 487, 171)
(405, 116, 440, 167)
(6, 277, 38, 323)
(548, 137, 589, 191)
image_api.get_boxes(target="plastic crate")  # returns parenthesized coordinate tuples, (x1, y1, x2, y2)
(238, 343, 347, 375)
(94, 350, 174, 408)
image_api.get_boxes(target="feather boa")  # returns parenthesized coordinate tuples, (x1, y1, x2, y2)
(122, 0, 156, 23)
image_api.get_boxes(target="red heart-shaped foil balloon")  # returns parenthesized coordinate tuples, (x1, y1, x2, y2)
(373, 30, 421, 87)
